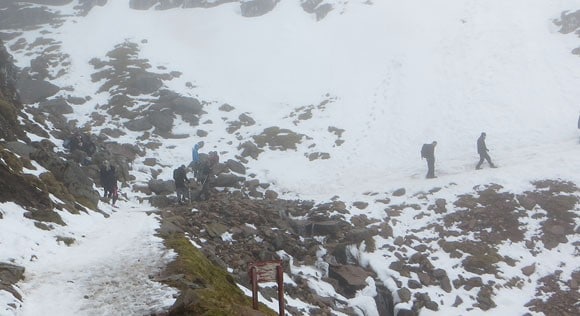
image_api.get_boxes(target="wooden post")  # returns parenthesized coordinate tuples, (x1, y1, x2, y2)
(249, 261, 285, 314)
(277, 264, 285, 316)
(251, 266, 258, 310)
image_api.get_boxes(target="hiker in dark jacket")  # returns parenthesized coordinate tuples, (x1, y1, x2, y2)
(173, 165, 189, 204)
(476, 132, 496, 169)
(99, 160, 118, 206)
(421, 141, 437, 179)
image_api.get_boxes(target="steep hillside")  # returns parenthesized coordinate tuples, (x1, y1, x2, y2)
(1, 1, 579, 316)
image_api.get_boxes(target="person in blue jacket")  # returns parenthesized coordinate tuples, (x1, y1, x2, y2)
(191, 143, 200, 177)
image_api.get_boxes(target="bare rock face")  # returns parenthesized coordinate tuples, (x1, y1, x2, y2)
(0, 263, 25, 301)
(16, 78, 60, 104)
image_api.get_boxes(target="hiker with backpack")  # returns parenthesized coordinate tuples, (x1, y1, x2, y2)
(173, 165, 190, 205)
(421, 141, 437, 179)
(193, 151, 220, 201)
(99, 160, 118, 206)
(475, 132, 496, 169)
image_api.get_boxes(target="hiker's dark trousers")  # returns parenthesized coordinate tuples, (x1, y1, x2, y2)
(426, 158, 435, 178)
(476, 153, 493, 169)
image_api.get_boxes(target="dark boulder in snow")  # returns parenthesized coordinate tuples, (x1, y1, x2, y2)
(226, 159, 246, 174)
(148, 179, 175, 195)
(328, 264, 372, 298)
(170, 96, 203, 115)
(213, 174, 244, 188)
(125, 117, 153, 131)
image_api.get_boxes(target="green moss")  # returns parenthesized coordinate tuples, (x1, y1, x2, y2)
(164, 234, 277, 316)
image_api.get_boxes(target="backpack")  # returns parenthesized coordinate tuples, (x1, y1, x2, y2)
(421, 144, 428, 158)
(209, 151, 219, 165)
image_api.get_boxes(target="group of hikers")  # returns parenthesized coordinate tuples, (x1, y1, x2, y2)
(64, 131, 97, 165)
(421, 132, 496, 179)
(64, 131, 120, 207)
(173, 143, 220, 204)
(94, 113, 580, 206)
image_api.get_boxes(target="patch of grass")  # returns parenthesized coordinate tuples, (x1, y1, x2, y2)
(163, 233, 277, 316)
(0, 99, 18, 121)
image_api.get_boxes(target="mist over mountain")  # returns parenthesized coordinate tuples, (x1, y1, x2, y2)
(1, 1, 579, 315)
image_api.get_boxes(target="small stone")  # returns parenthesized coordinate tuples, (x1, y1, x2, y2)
(393, 188, 406, 196)
(452, 295, 463, 307)
(521, 263, 536, 276)
(393, 236, 405, 246)
(408, 279, 422, 289)
(440, 276, 452, 293)
(425, 300, 439, 311)
(397, 287, 411, 302)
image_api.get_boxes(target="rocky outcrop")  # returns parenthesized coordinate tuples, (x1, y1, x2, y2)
(15, 78, 60, 104)
(301, 0, 333, 21)
(0, 40, 28, 141)
(240, 0, 279, 17)
(0, 263, 25, 301)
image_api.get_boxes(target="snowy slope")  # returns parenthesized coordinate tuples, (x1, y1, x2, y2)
(1, 0, 580, 315)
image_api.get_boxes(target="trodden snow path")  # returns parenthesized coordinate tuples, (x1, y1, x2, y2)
(15, 204, 177, 316)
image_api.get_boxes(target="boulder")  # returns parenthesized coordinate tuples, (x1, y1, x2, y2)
(171, 96, 203, 114)
(213, 174, 244, 188)
(308, 220, 349, 237)
(397, 287, 411, 302)
(521, 263, 536, 276)
(392, 188, 406, 196)
(328, 264, 372, 298)
(125, 117, 153, 131)
(149, 179, 175, 195)
(226, 159, 246, 174)
(238, 141, 262, 159)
